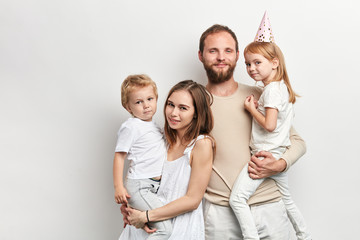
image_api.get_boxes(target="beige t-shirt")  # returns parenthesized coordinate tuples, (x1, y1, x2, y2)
(205, 83, 305, 206)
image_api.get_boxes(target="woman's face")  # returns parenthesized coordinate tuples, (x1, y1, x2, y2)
(165, 90, 195, 133)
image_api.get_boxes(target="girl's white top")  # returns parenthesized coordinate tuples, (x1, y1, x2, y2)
(250, 80, 294, 154)
(115, 117, 166, 179)
(118, 135, 206, 240)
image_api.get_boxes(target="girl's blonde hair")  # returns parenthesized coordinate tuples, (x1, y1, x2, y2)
(120, 74, 158, 108)
(244, 42, 298, 103)
(163, 80, 214, 148)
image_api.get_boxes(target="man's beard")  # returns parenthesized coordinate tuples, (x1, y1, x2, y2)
(203, 61, 236, 84)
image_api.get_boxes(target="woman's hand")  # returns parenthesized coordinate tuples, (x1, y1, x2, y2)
(143, 224, 157, 234)
(120, 204, 130, 228)
(127, 207, 148, 229)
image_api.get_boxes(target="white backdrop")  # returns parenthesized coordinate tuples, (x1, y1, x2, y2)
(1, 0, 359, 239)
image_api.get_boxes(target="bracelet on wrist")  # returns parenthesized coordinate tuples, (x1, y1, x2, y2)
(146, 210, 150, 223)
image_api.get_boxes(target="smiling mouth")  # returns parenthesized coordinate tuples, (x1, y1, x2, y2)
(168, 118, 179, 124)
(214, 64, 228, 68)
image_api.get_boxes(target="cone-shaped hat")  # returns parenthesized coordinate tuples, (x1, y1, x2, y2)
(254, 11, 275, 43)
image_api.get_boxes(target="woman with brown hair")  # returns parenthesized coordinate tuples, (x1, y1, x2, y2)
(119, 80, 215, 240)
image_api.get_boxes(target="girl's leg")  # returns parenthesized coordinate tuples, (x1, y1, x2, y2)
(271, 173, 312, 240)
(229, 163, 264, 240)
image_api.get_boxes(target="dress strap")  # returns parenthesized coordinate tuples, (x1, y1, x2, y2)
(183, 135, 215, 158)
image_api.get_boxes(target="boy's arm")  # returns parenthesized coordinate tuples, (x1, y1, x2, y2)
(113, 152, 130, 204)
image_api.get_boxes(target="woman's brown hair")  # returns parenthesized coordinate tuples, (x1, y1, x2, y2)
(163, 80, 214, 147)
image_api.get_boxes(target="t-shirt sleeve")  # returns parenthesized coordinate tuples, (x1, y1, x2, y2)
(262, 85, 282, 111)
(115, 125, 135, 153)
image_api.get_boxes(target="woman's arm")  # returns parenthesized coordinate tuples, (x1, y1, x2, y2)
(127, 138, 213, 227)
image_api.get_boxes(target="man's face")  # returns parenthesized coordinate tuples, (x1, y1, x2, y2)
(199, 31, 239, 84)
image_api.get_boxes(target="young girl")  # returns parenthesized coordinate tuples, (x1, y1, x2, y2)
(229, 13, 311, 240)
(119, 80, 215, 240)
(113, 74, 172, 239)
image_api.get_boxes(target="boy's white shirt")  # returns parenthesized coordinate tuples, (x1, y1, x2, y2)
(115, 117, 166, 179)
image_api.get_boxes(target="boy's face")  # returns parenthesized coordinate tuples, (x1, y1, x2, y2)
(126, 85, 157, 121)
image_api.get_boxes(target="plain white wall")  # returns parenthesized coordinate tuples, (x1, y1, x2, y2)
(1, 0, 359, 239)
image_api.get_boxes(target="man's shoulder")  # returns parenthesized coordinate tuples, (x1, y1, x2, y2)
(238, 83, 262, 96)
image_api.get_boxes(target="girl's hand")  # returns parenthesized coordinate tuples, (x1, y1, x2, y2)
(115, 186, 130, 204)
(253, 98, 259, 109)
(127, 207, 148, 229)
(244, 95, 257, 112)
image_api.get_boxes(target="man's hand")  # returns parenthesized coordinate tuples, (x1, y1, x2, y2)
(248, 151, 287, 179)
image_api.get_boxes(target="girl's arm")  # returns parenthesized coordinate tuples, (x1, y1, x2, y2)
(244, 95, 278, 132)
(127, 138, 213, 227)
(113, 152, 130, 204)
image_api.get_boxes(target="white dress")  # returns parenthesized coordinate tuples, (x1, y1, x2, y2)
(119, 135, 206, 240)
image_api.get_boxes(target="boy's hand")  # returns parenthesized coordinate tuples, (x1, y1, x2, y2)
(115, 186, 130, 204)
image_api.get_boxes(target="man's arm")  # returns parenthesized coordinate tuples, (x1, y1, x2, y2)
(282, 127, 306, 171)
(248, 127, 306, 179)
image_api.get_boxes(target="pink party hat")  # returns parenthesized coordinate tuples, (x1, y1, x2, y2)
(254, 11, 275, 43)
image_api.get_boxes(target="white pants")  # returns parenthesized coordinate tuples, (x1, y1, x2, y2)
(203, 199, 293, 240)
(125, 178, 172, 240)
(229, 164, 311, 240)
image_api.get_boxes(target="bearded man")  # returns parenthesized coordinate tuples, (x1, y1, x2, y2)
(198, 24, 307, 240)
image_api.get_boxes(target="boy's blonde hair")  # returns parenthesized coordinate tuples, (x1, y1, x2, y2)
(121, 74, 158, 108)
(244, 42, 299, 103)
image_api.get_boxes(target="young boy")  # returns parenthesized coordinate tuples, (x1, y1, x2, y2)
(113, 74, 171, 239)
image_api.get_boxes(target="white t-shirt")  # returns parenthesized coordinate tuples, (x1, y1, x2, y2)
(250, 80, 294, 155)
(115, 117, 166, 179)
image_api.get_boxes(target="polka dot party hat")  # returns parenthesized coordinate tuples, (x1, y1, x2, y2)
(254, 11, 275, 43)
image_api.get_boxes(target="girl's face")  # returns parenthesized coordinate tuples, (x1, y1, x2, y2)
(244, 52, 278, 85)
(165, 90, 195, 134)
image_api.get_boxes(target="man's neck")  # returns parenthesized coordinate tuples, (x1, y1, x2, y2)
(206, 78, 238, 97)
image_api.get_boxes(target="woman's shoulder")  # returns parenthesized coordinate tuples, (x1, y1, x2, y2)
(191, 135, 214, 155)
(185, 135, 213, 155)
